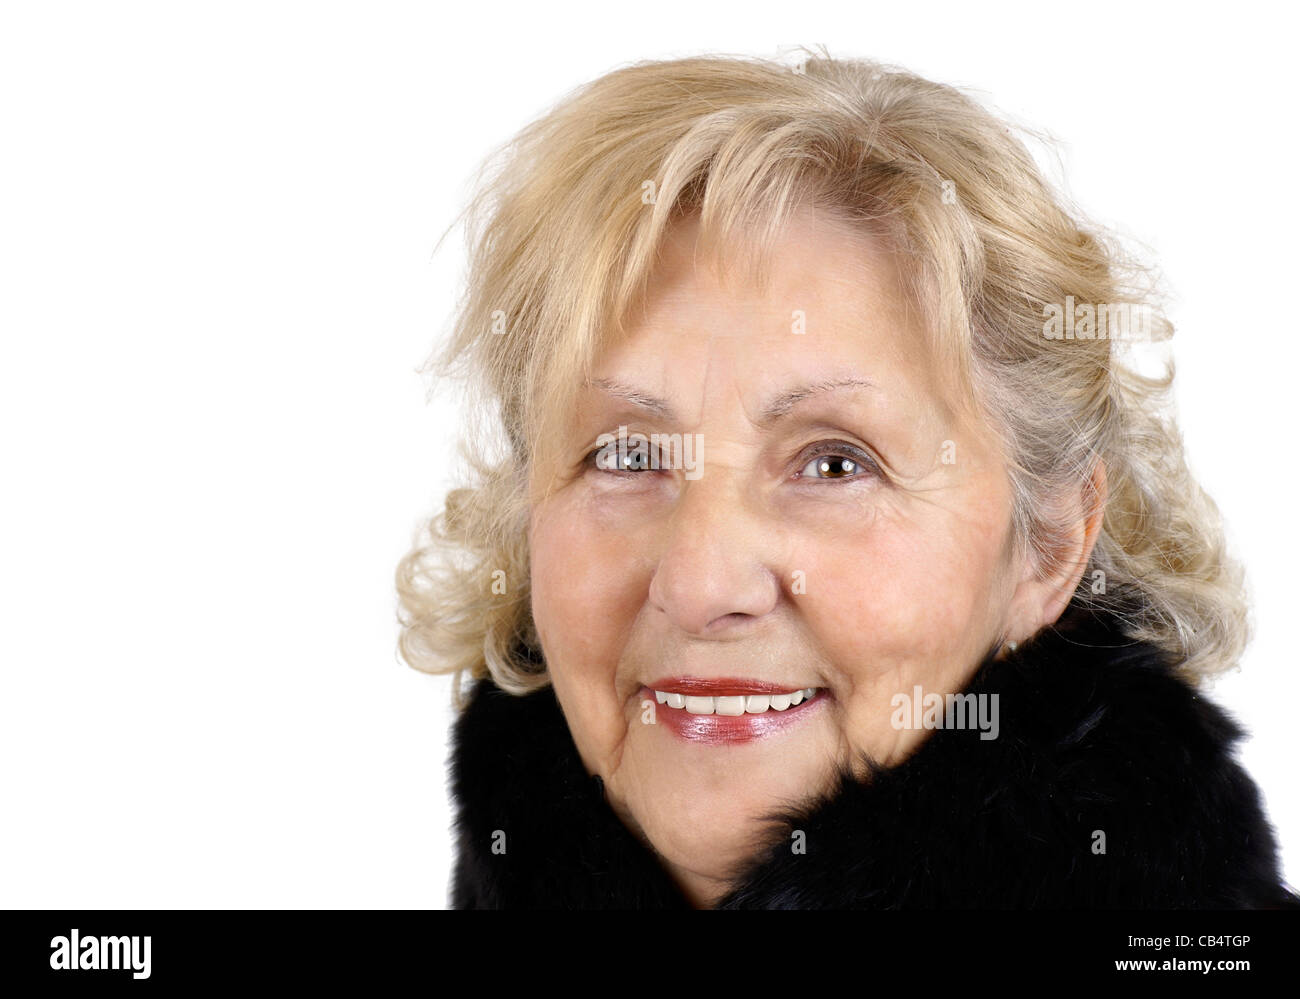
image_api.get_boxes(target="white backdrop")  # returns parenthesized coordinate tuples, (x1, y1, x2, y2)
(2, 0, 1296, 908)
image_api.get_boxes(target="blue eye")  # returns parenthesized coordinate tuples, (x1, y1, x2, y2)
(796, 444, 879, 481)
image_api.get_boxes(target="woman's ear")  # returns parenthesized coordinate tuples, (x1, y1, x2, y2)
(1003, 460, 1109, 643)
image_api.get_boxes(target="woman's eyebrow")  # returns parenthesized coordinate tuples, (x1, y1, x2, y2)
(588, 378, 675, 418)
(757, 376, 876, 424)
(589, 375, 876, 426)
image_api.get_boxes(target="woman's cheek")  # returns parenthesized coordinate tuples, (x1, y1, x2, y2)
(530, 495, 642, 762)
(797, 521, 980, 665)
(532, 493, 624, 632)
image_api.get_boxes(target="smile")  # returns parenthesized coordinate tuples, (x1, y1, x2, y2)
(652, 687, 820, 714)
(640, 679, 827, 744)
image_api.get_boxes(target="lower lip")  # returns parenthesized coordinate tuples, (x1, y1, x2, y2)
(639, 686, 827, 745)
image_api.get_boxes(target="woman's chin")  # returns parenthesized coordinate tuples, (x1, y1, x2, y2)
(626, 795, 784, 898)
(612, 725, 843, 897)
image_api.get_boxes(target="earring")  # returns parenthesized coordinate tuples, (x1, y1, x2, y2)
(1004, 640, 1018, 654)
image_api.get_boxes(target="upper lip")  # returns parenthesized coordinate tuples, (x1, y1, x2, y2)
(643, 676, 815, 696)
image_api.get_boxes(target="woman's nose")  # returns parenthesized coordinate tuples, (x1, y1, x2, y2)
(645, 470, 783, 638)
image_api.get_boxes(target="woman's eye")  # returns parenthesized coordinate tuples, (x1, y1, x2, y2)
(583, 440, 880, 481)
(796, 445, 879, 482)
(586, 442, 661, 473)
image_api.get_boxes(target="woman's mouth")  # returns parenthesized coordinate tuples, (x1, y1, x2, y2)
(639, 678, 827, 744)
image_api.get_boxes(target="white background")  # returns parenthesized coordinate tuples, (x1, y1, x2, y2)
(2, 1, 1296, 908)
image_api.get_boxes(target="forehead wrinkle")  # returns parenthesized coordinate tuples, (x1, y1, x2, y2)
(586, 374, 878, 429)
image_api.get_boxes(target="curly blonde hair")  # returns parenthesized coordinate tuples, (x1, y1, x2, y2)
(395, 48, 1249, 705)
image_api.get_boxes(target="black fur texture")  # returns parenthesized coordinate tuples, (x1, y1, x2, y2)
(447, 604, 1298, 908)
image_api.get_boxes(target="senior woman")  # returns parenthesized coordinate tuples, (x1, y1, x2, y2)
(397, 52, 1297, 909)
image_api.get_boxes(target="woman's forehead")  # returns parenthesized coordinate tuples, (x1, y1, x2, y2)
(644, 205, 904, 303)
(578, 268, 967, 432)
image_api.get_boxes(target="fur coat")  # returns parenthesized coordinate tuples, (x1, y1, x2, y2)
(447, 603, 1298, 908)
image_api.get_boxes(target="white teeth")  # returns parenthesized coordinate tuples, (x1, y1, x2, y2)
(653, 688, 819, 715)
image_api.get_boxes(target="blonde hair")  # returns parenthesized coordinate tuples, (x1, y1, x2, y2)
(395, 48, 1248, 703)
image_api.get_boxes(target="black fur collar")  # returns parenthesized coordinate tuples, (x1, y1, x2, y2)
(447, 604, 1297, 908)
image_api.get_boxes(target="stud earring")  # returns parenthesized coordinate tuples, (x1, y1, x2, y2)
(1004, 640, 1018, 654)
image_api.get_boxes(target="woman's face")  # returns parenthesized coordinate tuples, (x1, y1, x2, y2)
(528, 208, 1043, 905)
